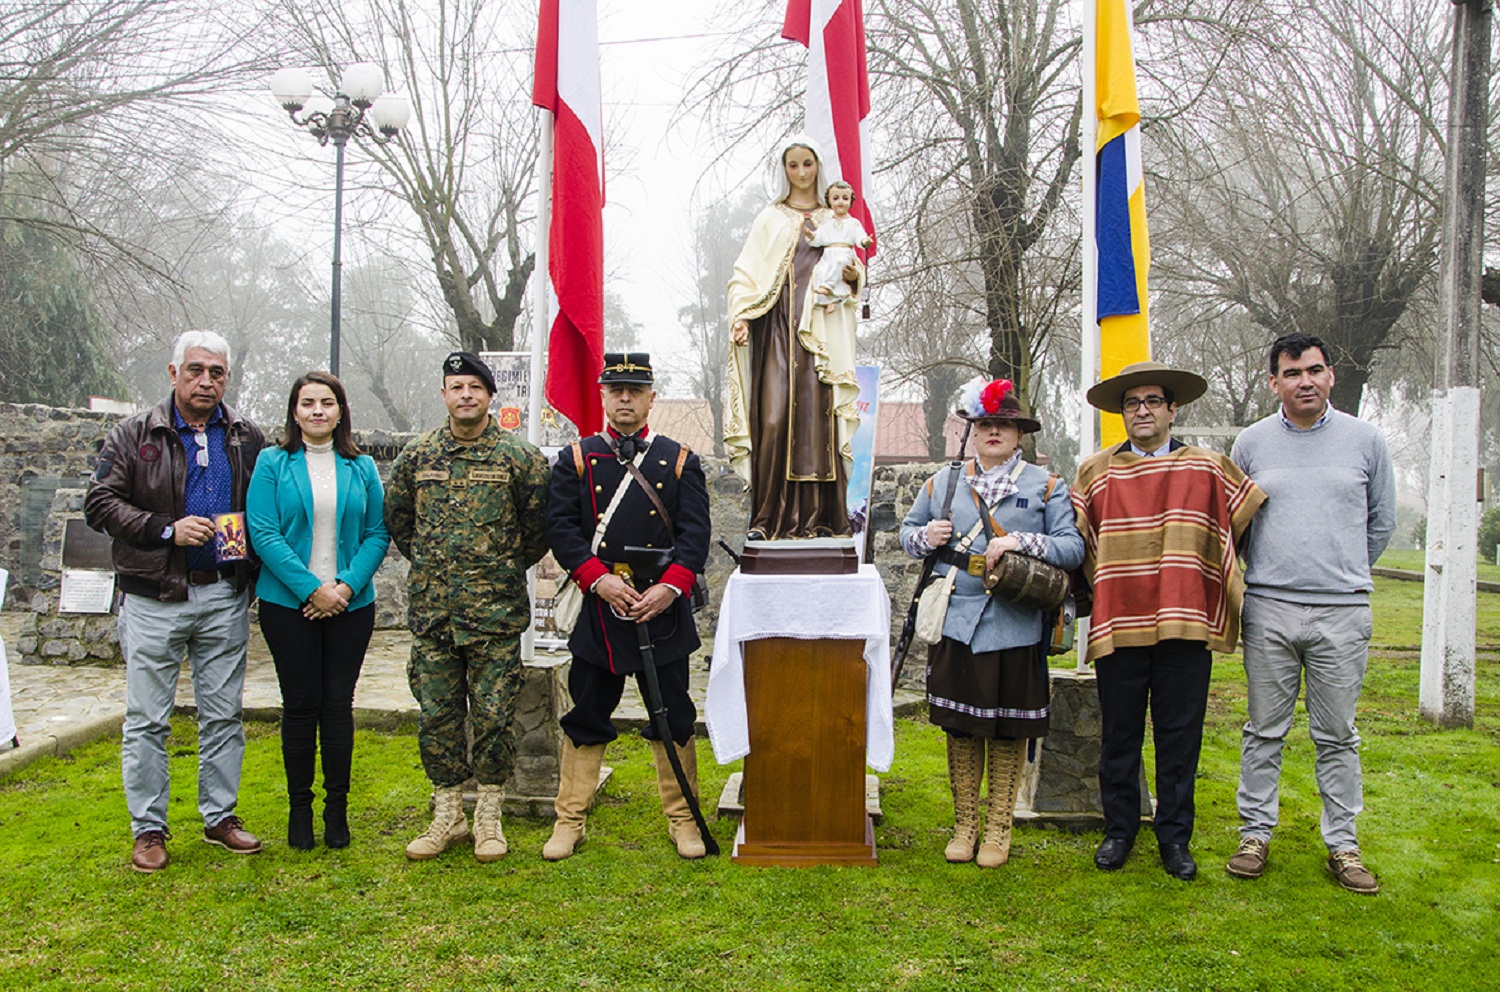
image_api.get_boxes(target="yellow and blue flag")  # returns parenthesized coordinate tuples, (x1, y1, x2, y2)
(1095, 0, 1151, 446)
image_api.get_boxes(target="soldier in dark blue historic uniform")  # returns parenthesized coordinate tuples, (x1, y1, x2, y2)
(543, 353, 712, 860)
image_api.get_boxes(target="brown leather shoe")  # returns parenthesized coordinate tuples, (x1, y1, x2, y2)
(1226, 837, 1269, 879)
(203, 815, 263, 854)
(131, 829, 170, 873)
(1327, 848, 1378, 894)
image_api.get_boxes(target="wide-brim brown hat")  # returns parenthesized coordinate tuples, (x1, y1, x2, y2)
(955, 378, 1042, 434)
(1086, 360, 1207, 414)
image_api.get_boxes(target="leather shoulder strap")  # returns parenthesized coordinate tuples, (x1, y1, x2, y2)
(571, 441, 583, 476)
(1045, 472, 1061, 502)
(623, 459, 675, 537)
(674, 444, 690, 479)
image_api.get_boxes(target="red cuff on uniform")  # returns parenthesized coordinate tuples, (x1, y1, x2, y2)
(573, 557, 610, 590)
(661, 563, 696, 595)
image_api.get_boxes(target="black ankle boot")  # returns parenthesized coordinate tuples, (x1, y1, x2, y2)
(323, 798, 350, 849)
(288, 804, 315, 850)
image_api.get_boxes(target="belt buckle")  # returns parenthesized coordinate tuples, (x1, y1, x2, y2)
(966, 555, 985, 577)
(612, 562, 634, 581)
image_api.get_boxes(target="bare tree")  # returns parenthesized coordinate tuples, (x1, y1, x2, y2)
(670, 189, 764, 456)
(275, 0, 538, 354)
(0, 1, 276, 281)
(1150, 0, 1448, 417)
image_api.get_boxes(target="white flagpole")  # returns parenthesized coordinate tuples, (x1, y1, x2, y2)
(524, 107, 554, 663)
(529, 107, 553, 446)
(1077, 0, 1098, 672)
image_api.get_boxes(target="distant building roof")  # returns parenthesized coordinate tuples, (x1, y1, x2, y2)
(647, 397, 960, 465)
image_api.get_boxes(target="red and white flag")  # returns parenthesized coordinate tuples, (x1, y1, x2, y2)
(783, 0, 875, 256)
(533, 0, 604, 436)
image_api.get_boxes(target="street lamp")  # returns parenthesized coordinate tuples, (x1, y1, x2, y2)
(269, 64, 410, 376)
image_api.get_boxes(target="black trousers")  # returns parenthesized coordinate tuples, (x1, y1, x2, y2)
(259, 601, 375, 803)
(560, 656, 696, 747)
(1095, 639, 1213, 847)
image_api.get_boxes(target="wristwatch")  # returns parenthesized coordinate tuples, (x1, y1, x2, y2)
(160, 523, 175, 543)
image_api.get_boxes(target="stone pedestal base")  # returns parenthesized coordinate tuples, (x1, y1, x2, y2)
(1015, 668, 1153, 831)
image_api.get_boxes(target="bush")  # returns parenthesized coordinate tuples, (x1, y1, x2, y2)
(1481, 505, 1500, 563)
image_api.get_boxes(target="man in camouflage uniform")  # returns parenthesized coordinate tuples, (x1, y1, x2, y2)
(384, 352, 549, 862)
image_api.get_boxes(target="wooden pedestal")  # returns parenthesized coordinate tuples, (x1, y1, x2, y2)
(733, 636, 878, 866)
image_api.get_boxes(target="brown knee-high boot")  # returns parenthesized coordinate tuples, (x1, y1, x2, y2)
(945, 735, 985, 863)
(543, 739, 606, 861)
(650, 737, 707, 859)
(977, 738, 1027, 868)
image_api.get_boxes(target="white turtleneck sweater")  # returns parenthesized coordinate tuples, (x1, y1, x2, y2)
(304, 439, 339, 584)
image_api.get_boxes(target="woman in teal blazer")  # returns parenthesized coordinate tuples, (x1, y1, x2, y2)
(248, 371, 389, 850)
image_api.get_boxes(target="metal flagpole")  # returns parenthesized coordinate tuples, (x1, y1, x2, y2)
(523, 107, 555, 663)
(530, 108, 553, 446)
(1077, 0, 1098, 673)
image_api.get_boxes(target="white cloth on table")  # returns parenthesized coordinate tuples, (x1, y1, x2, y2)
(706, 564, 894, 771)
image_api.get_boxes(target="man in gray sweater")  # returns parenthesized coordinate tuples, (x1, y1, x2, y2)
(1226, 332, 1396, 894)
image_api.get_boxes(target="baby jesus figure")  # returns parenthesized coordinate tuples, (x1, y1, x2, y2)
(810, 180, 873, 312)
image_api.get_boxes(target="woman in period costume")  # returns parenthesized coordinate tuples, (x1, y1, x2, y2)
(726, 136, 863, 540)
(900, 379, 1084, 867)
(247, 372, 389, 850)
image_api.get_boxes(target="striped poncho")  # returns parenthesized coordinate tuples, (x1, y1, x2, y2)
(1071, 442, 1266, 663)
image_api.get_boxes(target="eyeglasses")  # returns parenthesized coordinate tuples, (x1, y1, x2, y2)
(1122, 395, 1168, 413)
(193, 431, 209, 468)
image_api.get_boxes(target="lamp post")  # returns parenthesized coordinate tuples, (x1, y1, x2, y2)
(269, 64, 410, 376)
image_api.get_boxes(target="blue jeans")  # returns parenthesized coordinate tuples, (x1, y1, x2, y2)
(1237, 593, 1371, 851)
(119, 581, 250, 836)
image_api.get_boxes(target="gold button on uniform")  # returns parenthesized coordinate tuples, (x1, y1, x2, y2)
(655, 482, 663, 490)
(594, 485, 602, 492)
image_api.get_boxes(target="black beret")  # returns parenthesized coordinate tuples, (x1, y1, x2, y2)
(443, 352, 496, 394)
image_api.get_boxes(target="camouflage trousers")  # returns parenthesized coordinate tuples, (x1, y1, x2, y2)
(408, 628, 523, 788)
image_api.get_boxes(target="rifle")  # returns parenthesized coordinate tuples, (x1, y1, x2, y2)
(891, 419, 973, 689)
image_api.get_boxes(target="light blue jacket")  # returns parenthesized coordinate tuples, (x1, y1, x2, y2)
(247, 446, 389, 611)
(901, 460, 1085, 652)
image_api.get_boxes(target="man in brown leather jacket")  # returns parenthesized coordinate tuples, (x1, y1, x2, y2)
(84, 331, 265, 872)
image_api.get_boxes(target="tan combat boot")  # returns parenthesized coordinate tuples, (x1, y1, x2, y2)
(976, 738, 1027, 868)
(405, 783, 470, 860)
(473, 783, 508, 862)
(543, 739, 606, 861)
(944, 734, 985, 863)
(650, 737, 707, 859)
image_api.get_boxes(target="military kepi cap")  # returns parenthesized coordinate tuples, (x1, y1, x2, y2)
(598, 352, 654, 385)
(443, 352, 496, 394)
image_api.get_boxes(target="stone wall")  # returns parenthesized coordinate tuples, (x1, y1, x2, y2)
(0, 403, 118, 608)
(2, 400, 946, 681)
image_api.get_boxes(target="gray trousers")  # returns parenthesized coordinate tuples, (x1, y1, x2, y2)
(119, 581, 250, 836)
(1237, 593, 1372, 851)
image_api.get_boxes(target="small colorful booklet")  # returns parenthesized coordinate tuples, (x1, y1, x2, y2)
(214, 512, 248, 563)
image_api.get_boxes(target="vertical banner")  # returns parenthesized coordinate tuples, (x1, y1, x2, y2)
(847, 364, 880, 560)
(1094, 0, 1152, 447)
(533, 0, 605, 437)
(783, 0, 876, 256)
(480, 351, 576, 447)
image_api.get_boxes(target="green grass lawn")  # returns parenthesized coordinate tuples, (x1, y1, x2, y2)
(1378, 548, 1500, 584)
(3, 584, 1499, 991)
